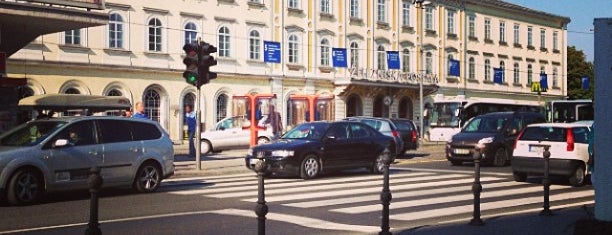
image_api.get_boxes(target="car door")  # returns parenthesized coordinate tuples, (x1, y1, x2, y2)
(44, 120, 102, 190)
(322, 123, 354, 169)
(349, 123, 376, 166)
(97, 119, 139, 184)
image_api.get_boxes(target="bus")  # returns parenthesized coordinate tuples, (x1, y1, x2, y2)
(544, 99, 593, 123)
(427, 96, 542, 142)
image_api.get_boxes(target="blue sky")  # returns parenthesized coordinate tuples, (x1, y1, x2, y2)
(505, 0, 611, 62)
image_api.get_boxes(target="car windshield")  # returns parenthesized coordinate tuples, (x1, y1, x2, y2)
(462, 116, 508, 133)
(0, 121, 67, 147)
(282, 122, 328, 140)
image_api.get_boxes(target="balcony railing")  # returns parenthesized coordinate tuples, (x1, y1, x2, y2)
(21, 0, 105, 10)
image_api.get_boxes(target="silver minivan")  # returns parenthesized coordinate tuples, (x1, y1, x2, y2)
(0, 116, 174, 205)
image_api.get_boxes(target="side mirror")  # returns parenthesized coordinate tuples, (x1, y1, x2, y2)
(324, 135, 336, 142)
(454, 109, 460, 117)
(53, 139, 69, 148)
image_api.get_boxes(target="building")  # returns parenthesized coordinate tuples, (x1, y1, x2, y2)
(6, 0, 570, 143)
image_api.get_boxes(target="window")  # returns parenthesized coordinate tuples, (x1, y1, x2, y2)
(288, 0, 299, 9)
(500, 61, 506, 83)
(377, 0, 386, 23)
(148, 18, 162, 52)
(131, 122, 162, 141)
(320, 0, 330, 14)
(527, 64, 533, 84)
(249, 30, 261, 60)
(499, 21, 506, 42)
(513, 63, 520, 84)
(540, 28, 546, 49)
(447, 10, 455, 34)
(484, 18, 491, 40)
(513, 23, 520, 45)
(468, 15, 475, 38)
(484, 59, 491, 81)
(469, 57, 475, 79)
(65, 29, 81, 45)
(447, 54, 454, 76)
(109, 13, 123, 48)
(61, 121, 97, 146)
(553, 31, 558, 50)
(553, 67, 558, 87)
(216, 94, 228, 123)
(350, 41, 359, 68)
(218, 26, 230, 57)
(144, 89, 160, 122)
(402, 2, 410, 26)
(320, 38, 330, 66)
(527, 26, 533, 47)
(425, 8, 433, 30)
(184, 22, 198, 45)
(350, 0, 359, 18)
(402, 48, 410, 73)
(288, 34, 299, 63)
(425, 52, 433, 74)
(377, 45, 385, 70)
(98, 120, 132, 143)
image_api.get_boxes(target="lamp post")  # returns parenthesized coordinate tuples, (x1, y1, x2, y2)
(413, 0, 430, 141)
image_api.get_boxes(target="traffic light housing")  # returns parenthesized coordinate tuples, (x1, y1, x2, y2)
(182, 43, 199, 86)
(198, 42, 218, 85)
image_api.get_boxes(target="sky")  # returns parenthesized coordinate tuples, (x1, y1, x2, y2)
(505, 0, 611, 62)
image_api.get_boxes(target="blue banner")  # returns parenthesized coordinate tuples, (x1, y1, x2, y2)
(263, 41, 281, 63)
(540, 73, 548, 92)
(493, 68, 503, 84)
(582, 76, 590, 90)
(386, 51, 400, 70)
(448, 59, 460, 76)
(332, 48, 347, 68)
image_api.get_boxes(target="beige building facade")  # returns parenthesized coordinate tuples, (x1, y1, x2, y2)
(7, 0, 570, 143)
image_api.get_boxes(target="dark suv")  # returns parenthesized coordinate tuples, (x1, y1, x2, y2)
(445, 111, 545, 166)
(390, 118, 419, 154)
(344, 116, 404, 158)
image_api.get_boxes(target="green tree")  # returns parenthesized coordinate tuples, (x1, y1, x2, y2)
(566, 46, 594, 99)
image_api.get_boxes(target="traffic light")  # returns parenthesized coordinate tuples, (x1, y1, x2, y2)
(198, 41, 218, 85)
(182, 43, 199, 86)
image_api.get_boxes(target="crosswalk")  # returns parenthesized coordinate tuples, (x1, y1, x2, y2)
(163, 168, 594, 232)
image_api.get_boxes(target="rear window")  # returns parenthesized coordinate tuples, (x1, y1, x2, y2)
(393, 121, 414, 131)
(520, 126, 590, 144)
(132, 122, 162, 140)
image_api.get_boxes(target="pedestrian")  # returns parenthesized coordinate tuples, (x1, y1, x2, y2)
(132, 101, 148, 119)
(185, 104, 196, 157)
(268, 105, 283, 139)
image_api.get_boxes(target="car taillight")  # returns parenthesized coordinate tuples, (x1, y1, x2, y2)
(392, 130, 400, 138)
(566, 128, 574, 151)
(411, 130, 417, 142)
(514, 128, 526, 149)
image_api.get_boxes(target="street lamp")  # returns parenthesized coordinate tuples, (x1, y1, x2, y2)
(413, 0, 431, 141)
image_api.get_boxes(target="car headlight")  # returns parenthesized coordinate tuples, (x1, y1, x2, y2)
(271, 150, 294, 158)
(478, 137, 495, 145)
(247, 148, 254, 156)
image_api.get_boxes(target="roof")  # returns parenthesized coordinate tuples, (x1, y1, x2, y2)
(18, 94, 131, 112)
(527, 122, 593, 128)
(472, 0, 571, 24)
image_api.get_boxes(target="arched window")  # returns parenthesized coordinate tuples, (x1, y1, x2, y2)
(513, 63, 520, 84)
(402, 48, 410, 73)
(249, 30, 261, 60)
(109, 13, 123, 48)
(17, 86, 34, 99)
(320, 38, 330, 66)
(469, 57, 475, 79)
(288, 34, 299, 63)
(216, 94, 228, 122)
(184, 22, 197, 45)
(218, 26, 231, 57)
(107, 89, 122, 96)
(425, 52, 433, 74)
(484, 59, 491, 81)
(377, 45, 386, 70)
(350, 41, 359, 68)
(144, 89, 161, 122)
(148, 18, 163, 52)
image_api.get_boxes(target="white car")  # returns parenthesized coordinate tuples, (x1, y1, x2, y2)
(200, 116, 274, 154)
(511, 122, 592, 186)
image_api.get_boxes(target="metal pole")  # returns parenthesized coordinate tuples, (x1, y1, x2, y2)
(469, 147, 484, 226)
(195, 38, 202, 171)
(85, 167, 103, 235)
(540, 145, 553, 216)
(416, 0, 425, 141)
(379, 149, 393, 235)
(254, 158, 269, 235)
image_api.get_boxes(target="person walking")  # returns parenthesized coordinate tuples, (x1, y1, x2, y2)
(185, 104, 197, 157)
(132, 101, 148, 119)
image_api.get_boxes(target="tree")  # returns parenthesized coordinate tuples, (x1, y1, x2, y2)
(566, 46, 594, 99)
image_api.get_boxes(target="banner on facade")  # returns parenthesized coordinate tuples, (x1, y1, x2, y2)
(448, 59, 460, 77)
(386, 51, 400, 70)
(531, 81, 541, 93)
(264, 41, 281, 63)
(332, 48, 347, 68)
(493, 68, 503, 84)
(540, 73, 548, 92)
(582, 76, 590, 90)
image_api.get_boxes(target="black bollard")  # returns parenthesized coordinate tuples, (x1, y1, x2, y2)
(540, 145, 553, 216)
(85, 166, 103, 235)
(469, 147, 484, 226)
(253, 158, 269, 235)
(379, 149, 393, 235)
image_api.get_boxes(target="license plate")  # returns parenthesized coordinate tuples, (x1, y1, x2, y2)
(453, 149, 470, 154)
(529, 146, 544, 154)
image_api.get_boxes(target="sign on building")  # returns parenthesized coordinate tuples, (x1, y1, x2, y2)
(264, 41, 281, 63)
(332, 48, 347, 68)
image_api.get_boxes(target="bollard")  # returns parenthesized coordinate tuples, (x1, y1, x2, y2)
(85, 166, 103, 235)
(253, 157, 269, 235)
(540, 145, 553, 216)
(469, 147, 485, 226)
(379, 149, 393, 235)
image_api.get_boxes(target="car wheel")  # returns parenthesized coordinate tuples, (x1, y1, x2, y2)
(492, 148, 507, 167)
(449, 160, 462, 166)
(569, 166, 586, 187)
(7, 169, 43, 206)
(300, 155, 320, 180)
(513, 172, 527, 182)
(134, 163, 162, 193)
(257, 137, 270, 145)
(371, 148, 391, 174)
(201, 140, 212, 154)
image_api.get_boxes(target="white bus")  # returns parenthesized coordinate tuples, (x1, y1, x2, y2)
(544, 99, 593, 123)
(427, 96, 543, 142)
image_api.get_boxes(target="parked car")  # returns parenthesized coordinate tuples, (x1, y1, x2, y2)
(0, 116, 174, 205)
(245, 121, 396, 179)
(446, 111, 545, 166)
(511, 122, 592, 186)
(390, 118, 419, 154)
(344, 116, 404, 158)
(200, 116, 274, 154)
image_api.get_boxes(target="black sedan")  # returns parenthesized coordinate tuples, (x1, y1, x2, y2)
(245, 121, 396, 179)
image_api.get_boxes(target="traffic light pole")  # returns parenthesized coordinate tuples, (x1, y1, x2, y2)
(194, 38, 202, 171)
